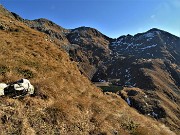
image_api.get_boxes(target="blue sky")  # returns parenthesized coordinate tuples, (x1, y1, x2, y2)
(0, 0, 180, 38)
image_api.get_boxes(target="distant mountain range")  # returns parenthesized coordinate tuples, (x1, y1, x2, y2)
(0, 4, 179, 134)
(18, 16, 180, 132)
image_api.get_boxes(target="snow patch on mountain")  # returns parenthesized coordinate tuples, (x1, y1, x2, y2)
(140, 44, 157, 50)
(111, 38, 124, 46)
(137, 31, 161, 41)
(144, 32, 155, 38)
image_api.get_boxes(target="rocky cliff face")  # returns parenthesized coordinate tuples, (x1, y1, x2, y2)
(66, 27, 112, 79)
(7, 4, 180, 134)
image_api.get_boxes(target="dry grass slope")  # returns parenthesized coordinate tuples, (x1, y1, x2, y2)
(0, 5, 177, 135)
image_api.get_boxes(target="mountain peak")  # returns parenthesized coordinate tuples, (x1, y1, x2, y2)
(146, 28, 179, 38)
(147, 28, 162, 32)
(33, 18, 53, 23)
(31, 18, 59, 27)
(72, 26, 100, 33)
(71, 26, 111, 40)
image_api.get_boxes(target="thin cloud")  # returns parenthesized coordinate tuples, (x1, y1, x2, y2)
(150, 15, 156, 19)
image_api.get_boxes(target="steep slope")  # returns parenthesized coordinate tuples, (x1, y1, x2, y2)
(0, 5, 176, 135)
(118, 59, 180, 132)
(14, 10, 180, 133)
(93, 29, 180, 133)
(13, 14, 112, 79)
(66, 27, 111, 79)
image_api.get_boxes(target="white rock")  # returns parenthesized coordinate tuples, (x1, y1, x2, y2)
(126, 98, 131, 105)
(0, 83, 8, 96)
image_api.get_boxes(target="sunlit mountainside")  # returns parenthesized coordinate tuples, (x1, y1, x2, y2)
(0, 5, 179, 135)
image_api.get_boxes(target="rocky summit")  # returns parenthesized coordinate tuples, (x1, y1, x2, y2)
(0, 4, 179, 135)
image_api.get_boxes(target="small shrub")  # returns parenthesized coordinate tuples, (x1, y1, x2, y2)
(16, 68, 34, 78)
(33, 84, 48, 99)
(21, 60, 39, 69)
(99, 85, 122, 93)
(0, 24, 7, 30)
(0, 66, 9, 75)
(131, 127, 152, 135)
(9, 28, 20, 32)
(121, 117, 139, 133)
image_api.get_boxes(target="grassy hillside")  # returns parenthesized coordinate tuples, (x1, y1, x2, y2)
(0, 5, 177, 135)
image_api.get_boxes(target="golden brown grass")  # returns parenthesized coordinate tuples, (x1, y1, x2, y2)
(0, 9, 177, 135)
(141, 60, 180, 133)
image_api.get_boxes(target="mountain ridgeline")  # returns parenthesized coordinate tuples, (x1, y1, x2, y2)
(0, 5, 179, 134)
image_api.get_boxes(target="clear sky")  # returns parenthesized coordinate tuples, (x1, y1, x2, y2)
(0, 0, 180, 38)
